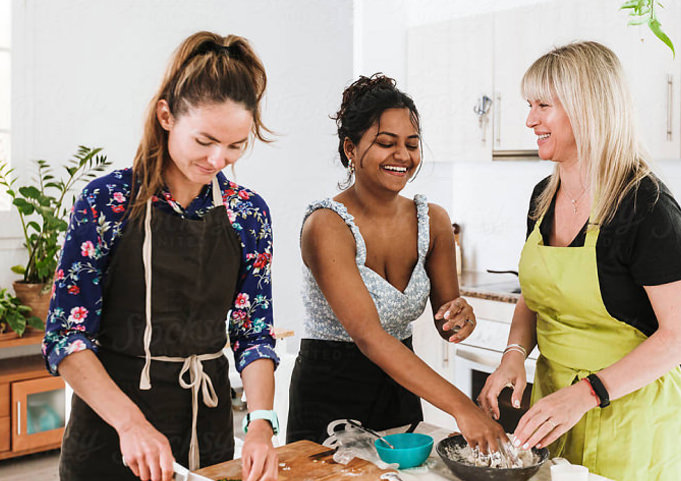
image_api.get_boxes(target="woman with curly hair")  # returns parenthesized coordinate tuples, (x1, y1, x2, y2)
(287, 74, 506, 454)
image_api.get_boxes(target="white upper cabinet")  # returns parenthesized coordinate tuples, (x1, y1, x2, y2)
(492, 2, 560, 154)
(407, 14, 494, 163)
(408, 0, 680, 161)
(493, 0, 680, 159)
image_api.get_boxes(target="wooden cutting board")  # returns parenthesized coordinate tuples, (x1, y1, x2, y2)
(196, 440, 395, 481)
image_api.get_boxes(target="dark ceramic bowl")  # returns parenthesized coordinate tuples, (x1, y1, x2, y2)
(436, 435, 549, 481)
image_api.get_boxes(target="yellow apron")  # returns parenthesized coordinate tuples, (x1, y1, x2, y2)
(518, 216, 681, 481)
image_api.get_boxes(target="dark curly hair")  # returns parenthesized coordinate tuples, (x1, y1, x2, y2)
(333, 73, 421, 169)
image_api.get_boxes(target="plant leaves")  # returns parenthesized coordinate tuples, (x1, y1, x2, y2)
(648, 17, 675, 57)
(27, 315, 45, 330)
(10, 265, 26, 274)
(5, 311, 26, 337)
(18, 186, 41, 199)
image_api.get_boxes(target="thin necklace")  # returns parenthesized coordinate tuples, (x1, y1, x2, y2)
(566, 187, 587, 214)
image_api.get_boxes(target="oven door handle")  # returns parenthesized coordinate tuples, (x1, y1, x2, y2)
(455, 345, 503, 369)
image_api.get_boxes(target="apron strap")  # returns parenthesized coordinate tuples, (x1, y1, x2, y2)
(140, 198, 154, 390)
(211, 176, 223, 208)
(147, 349, 226, 470)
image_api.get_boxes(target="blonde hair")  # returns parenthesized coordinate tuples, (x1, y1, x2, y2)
(521, 41, 655, 226)
(130, 31, 271, 221)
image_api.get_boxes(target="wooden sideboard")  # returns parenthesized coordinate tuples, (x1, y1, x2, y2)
(0, 334, 64, 460)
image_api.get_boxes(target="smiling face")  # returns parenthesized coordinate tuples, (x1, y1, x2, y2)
(525, 96, 578, 164)
(345, 108, 421, 193)
(157, 99, 253, 198)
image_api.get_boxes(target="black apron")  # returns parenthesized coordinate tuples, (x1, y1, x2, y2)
(60, 178, 241, 480)
(286, 337, 423, 444)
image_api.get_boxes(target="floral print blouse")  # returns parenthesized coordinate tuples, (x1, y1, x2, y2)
(42, 168, 278, 375)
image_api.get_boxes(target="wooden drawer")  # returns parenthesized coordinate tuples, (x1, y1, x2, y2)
(0, 416, 9, 451)
(0, 383, 8, 417)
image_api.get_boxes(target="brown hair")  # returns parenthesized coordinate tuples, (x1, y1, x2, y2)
(129, 31, 271, 220)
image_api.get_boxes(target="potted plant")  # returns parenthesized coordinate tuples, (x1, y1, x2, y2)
(0, 146, 111, 322)
(0, 287, 42, 339)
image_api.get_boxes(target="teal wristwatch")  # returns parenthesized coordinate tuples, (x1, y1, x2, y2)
(242, 409, 280, 435)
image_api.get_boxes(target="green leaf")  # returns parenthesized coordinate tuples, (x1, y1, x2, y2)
(19, 203, 35, 215)
(27, 315, 45, 330)
(5, 311, 26, 337)
(27, 221, 42, 233)
(11, 265, 26, 275)
(18, 186, 41, 199)
(648, 17, 675, 57)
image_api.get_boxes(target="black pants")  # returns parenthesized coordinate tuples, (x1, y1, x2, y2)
(287, 337, 423, 444)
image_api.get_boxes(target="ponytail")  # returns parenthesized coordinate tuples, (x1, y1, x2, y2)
(129, 31, 271, 221)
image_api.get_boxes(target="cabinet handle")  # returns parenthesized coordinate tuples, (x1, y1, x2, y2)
(17, 401, 21, 435)
(495, 92, 501, 145)
(442, 340, 449, 368)
(667, 75, 673, 141)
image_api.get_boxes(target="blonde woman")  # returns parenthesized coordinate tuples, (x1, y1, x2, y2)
(478, 41, 681, 480)
(43, 32, 279, 481)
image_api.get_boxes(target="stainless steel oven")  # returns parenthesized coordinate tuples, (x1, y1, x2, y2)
(454, 317, 538, 433)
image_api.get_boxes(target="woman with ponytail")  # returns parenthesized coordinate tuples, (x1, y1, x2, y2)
(43, 32, 279, 481)
(287, 74, 507, 454)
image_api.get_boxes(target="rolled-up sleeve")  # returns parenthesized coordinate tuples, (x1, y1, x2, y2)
(225, 183, 279, 372)
(42, 191, 107, 374)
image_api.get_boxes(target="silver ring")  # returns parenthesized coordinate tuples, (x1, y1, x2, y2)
(546, 418, 557, 429)
(464, 318, 474, 325)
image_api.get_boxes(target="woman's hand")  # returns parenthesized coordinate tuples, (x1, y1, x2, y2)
(435, 297, 476, 343)
(477, 351, 527, 420)
(241, 420, 278, 481)
(512, 380, 598, 451)
(119, 418, 174, 481)
(455, 403, 508, 454)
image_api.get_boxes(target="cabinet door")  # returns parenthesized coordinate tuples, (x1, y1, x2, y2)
(494, 0, 680, 159)
(0, 383, 9, 452)
(493, 2, 559, 153)
(411, 303, 458, 431)
(11, 376, 65, 452)
(572, 0, 680, 160)
(408, 14, 494, 162)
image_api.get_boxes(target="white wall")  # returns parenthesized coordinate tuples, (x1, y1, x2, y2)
(358, 0, 681, 274)
(4, 0, 355, 352)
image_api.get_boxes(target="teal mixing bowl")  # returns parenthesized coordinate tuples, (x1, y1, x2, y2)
(374, 432, 434, 469)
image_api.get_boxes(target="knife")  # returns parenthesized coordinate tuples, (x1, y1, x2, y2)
(173, 461, 215, 481)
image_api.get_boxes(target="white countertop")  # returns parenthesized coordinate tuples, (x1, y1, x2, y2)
(381, 423, 613, 481)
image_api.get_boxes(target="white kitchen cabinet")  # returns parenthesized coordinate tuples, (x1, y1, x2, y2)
(492, 0, 680, 159)
(492, 2, 559, 154)
(407, 14, 494, 163)
(408, 0, 681, 161)
(563, 0, 681, 160)
(411, 301, 458, 431)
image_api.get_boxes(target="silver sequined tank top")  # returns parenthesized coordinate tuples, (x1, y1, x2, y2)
(301, 195, 431, 341)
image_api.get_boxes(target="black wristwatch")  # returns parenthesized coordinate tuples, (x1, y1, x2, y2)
(586, 373, 610, 408)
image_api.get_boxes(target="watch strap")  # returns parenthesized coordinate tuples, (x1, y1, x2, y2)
(586, 373, 610, 408)
(242, 409, 280, 435)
